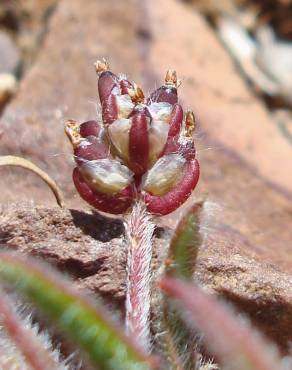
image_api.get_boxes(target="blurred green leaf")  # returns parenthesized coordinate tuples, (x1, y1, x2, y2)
(165, 201, 203, 279)
(0, 252, 156, 370)
(162, 201, 203, 370)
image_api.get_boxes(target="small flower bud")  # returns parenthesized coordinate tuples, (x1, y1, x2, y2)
(147, 70, 179, 105)
(145, 159, 200, 215)
(79, 158, 134, 194)
(100, 73, 134, 125)
(142, 154, 186, 196)
(73, 168, 134, 214)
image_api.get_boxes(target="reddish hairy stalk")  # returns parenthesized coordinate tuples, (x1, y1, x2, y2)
(125, 202, 155, 352)
(160, 278, 283, 370)
(0, 289, 62, 370)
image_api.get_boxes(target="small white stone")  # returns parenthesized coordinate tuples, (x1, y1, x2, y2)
(0, 73, 17, 104)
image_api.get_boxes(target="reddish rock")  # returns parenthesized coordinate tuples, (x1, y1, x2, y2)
(0, 205, 127, 307)
(0, 0, 58, 73)
(145, 0, 292, 195)
(0, 31, 19, 74)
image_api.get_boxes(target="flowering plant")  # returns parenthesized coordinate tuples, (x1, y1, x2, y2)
(0, 61, 286, 370)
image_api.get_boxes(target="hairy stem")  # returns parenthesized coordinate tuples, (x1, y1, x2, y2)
(125, 201, 155, 352)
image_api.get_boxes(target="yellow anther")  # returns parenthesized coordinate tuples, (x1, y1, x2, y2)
(185, 111, 196, 137)
(127, 84, 145, 104)
(94, 58, 109, 75)
(64, 119, 82, 148)
(165, 69, 180, 88)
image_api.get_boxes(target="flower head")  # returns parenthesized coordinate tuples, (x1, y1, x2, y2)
(65, 60, 200, 215)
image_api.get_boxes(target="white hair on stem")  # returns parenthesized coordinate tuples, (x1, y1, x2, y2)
(124, 201, 155, 353)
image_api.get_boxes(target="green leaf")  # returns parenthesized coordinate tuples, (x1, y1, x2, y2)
(0, 252, 156, 370)
(161, 278, 282, 370)
(162, 201, 203, 370)
(165, 201, 203, 279)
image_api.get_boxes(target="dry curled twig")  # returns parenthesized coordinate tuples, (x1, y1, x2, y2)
(0, 155, 65, 208)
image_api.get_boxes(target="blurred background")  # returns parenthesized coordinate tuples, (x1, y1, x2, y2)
(0, 0, 56, 110)
(0, 0, 291, 195)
